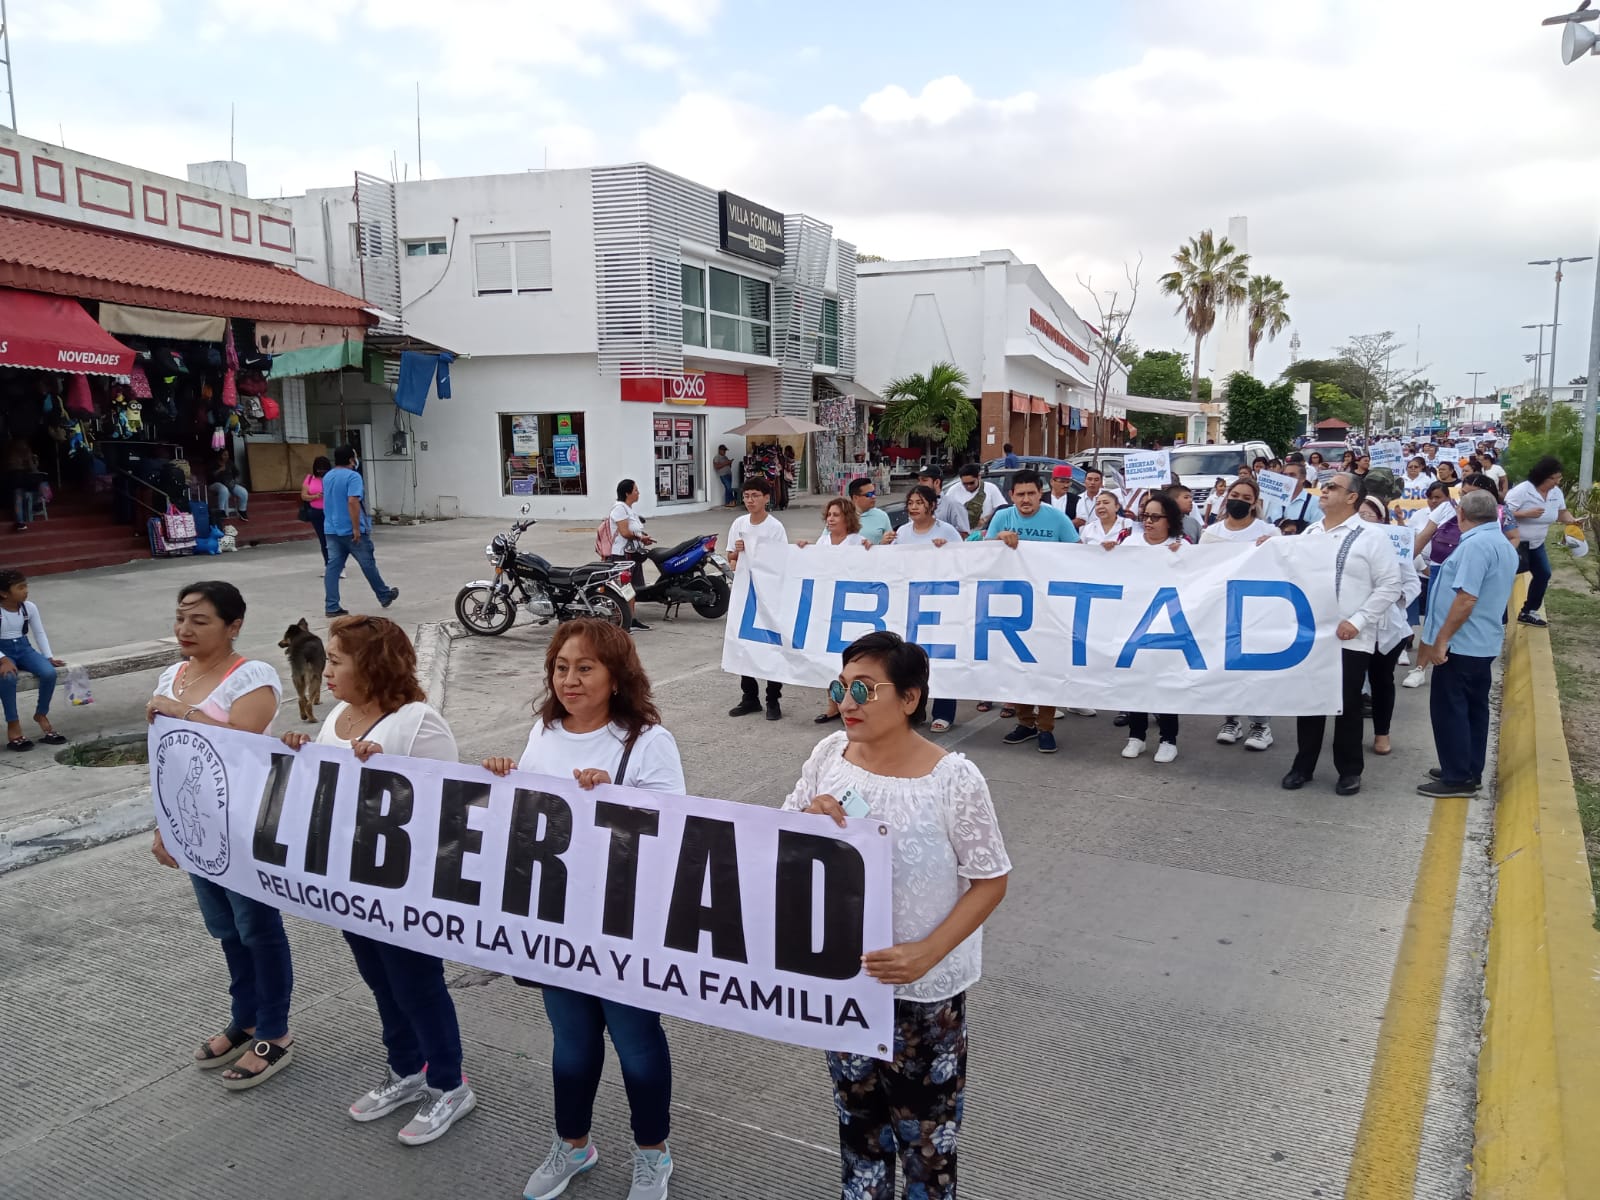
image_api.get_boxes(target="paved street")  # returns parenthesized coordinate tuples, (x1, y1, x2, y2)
(0, 505, 1490, 1199)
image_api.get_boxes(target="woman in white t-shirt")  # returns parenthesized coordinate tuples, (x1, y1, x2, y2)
(1197, 479, 1278, 749)
(145, 581, 295, 1090)
(798, 497, 871, 551)
(784, 631, 1010, 1199)
(484, 619, 684, 1200)
(609, 479, 656, 633)
(893, 484, 962, 547)
(1399, 457, 1435, 501)
(280, 615, 475, 1145)
(1506, 455, 1577, 626)
(1078, 490, 1132, 547)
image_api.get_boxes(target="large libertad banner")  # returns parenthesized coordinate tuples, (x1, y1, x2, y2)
(721, 540, 1346, 715)
(148, 719, 896, 1058)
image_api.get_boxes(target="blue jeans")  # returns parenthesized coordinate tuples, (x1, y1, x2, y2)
(718, 472, 735, 505)
(541, 986, 672, 1145)
(1521, 542, 1552, 614)
(325, 531, 393, 614)
(1430, 652, 1494, 784)
(308, 507, 328, 564)
(190, 876, 294, 1040)
(209, 482, 248, 514)
(0, 637, 55, 722)
(343, 932, 462, 1090)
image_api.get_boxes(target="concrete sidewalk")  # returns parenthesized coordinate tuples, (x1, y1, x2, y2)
(1, 515, 1489, 1198)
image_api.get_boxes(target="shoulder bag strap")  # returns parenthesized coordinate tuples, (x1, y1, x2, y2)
(615, 731, 640, 787)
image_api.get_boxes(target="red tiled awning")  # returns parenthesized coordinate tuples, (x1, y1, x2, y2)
(0, 210, 377, 327)
(0, 288, 136, 375)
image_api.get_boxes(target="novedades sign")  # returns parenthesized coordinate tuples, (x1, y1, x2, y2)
(149, 721, 896, 1057)
(722, 541, 1346, 715)
(718, 191, 785, 269)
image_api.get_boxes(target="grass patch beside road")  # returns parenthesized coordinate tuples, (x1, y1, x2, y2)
(1542, 556, 1600, 926)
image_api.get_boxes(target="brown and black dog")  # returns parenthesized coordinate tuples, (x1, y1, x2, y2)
(278, 619, 327, 724)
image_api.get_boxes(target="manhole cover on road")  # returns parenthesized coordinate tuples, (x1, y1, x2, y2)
(54, 735, 148, 768)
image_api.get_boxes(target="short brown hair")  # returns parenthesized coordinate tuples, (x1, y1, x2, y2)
(822, 497, 861, 534)
(328, 616, 427, 713)
(537, 618, 661, 740)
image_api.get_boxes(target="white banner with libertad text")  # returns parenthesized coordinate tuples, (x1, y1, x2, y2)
(148, 720, 896, 1058)
(721, 540, 1346, 715)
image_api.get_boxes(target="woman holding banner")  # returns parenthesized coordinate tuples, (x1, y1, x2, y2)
(145, 581, 296, 1090)
(484, 618, 683, 1200)
(1199, 479, 1279, 751)
(280, 615, 476, 1146)
(890, 486, 965, 732)
(1357, 496, 1421, 755)
(786, 631, 1010, 1200)
(1107, 493, 1189, 762)
(807, 499, 874, 724)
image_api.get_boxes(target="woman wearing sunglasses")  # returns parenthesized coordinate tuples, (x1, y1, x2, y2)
(1106, 491, 1189, 762)
(786, 631, 1010, 1200)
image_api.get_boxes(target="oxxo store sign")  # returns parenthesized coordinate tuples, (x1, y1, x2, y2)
(664, 374, 707, 403)
(619, 371, 750, 408)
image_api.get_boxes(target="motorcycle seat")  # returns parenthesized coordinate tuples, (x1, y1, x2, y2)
(545, 562, 620, 584)
(647, 535, 707, 564)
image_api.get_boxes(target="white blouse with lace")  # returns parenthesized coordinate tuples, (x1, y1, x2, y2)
(782, 731, 1012, 1002)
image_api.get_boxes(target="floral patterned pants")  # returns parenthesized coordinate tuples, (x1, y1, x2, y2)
(825, 992, 967, 1200)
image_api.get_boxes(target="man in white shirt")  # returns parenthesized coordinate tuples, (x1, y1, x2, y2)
(916, 467, 972, 537)
(726, 476, 790, 720)
(608, 478, 656, 632)
(1046, 465, 1079, 522)
(1282, 472, 1404, 797)
(946, 463, 1006, 532)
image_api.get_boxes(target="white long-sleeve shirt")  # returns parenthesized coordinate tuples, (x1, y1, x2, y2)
(0, 600, 52, 659)
(1304, 513, 1405, 654)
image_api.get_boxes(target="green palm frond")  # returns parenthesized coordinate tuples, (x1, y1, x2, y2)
(879, 361, 977, 446)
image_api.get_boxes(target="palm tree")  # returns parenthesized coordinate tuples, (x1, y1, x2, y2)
(1245, 275, 1291, 370)
(1159, 230, 1251, 406)
(879, 361, 977, 451)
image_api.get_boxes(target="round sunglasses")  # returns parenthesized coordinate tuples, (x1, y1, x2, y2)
(828, 679, 894, 705)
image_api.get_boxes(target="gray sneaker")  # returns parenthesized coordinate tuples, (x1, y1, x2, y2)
(525, 1137, 600, 1199)
(627, 1146, 674, 1200)
(348, 1066, 429, 1122)
(397, 1079, 476, 1146)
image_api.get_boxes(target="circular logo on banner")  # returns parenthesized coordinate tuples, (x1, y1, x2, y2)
(154, 728, 231, 876)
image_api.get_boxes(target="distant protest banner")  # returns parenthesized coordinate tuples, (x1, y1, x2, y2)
(722, 541, 1346, 715)
(148, 720, 896, 1058)
(1123, 449, 1172, 488)
(1257, 470, 1295, 509)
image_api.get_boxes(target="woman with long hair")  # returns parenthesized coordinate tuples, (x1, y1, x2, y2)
(280, 615, 475, 1145)
(1306, 451, 1326, 485)
(300, 455, 334, 567)
(1505, 455, 1576, 627)
(1357, 496, 1420, 755)
(485, 619, 683, 1200)
(1106, 492, 1188, 761)
(798, 496, 869, 549)
(786, 631, 1010, 1200)
(146, 581, 295, 1089)
(894, 484, 962, 546)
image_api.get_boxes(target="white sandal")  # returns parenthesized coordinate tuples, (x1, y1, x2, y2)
(931, 719, 952, 733)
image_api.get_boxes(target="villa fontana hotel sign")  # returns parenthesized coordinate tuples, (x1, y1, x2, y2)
(718, 191, 785, 268)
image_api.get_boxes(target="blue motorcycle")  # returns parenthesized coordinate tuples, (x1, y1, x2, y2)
(630, 532, 733, 620)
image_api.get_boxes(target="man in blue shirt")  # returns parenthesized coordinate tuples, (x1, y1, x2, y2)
(985, 469, 1079, 754)
(1264, 463, 1322, 531)
(1415, 489, 1517, 797)
(1000, 443, 1020, 469)
(322, 445, 400, 617)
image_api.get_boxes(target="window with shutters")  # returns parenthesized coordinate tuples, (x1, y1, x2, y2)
(472, 233, 553, 296)
(350, 222, 384, 259)
(681, 263, 771, 356)
(815, 297, 839, 367)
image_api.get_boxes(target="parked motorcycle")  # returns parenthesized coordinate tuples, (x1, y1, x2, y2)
(455, 512, 634, 636)
(630, 533, 733, 619)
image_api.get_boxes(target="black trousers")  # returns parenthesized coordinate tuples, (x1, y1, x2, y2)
(1294, 648, 1371, 779)
(1127, 712, 1179, 743)
(741, 676, 782, 703)
(1366, 641, 1406, 737)
(1430, 653, 1494, 785)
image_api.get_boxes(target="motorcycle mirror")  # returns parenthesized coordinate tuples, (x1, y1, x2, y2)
(520, 503, 531, 515)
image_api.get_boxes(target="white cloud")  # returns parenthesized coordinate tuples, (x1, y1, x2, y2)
(28, 0, 164, 44)
(620, 42, 683, 70)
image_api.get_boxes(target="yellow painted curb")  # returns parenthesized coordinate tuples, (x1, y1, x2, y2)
(1475, 582, 1600, 1197)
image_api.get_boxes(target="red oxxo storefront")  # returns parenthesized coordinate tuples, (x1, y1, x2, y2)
(620, 370, 754, 506)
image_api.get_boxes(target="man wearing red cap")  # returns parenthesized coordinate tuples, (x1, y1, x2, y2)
(1047, 464, 1079, 522)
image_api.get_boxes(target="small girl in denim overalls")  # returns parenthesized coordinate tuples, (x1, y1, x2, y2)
(0, 569, 67, 751)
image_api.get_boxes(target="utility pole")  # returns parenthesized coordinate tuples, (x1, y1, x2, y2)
(0, 0, 14, 132)
(1581, 229, 1600, 494)
(1531, 255, 1594, 432)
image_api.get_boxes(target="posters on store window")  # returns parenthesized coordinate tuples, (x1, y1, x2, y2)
(654, 417, 672, 445)
(510, 415, 540, 455)
(657, 465, 673, 500)
(552, 434, 581, 478)
(675, 463, 694, 499)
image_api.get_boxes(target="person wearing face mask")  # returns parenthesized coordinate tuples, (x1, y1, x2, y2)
(1356, 497, 1421, 757)
(322, 445, 400, 619)
(1200, 479, 1279, 751)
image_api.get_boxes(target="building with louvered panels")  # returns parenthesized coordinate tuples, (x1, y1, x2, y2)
(283, 163, 869, 521)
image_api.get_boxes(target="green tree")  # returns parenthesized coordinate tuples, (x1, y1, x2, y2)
(1223, 372, 1301, 453)
(1310, 382, 1363, 429)
(1159, 230, 1250, 406)
(1245, 275, 1291, 370)
(879, 361, 978, 450)
(1283, 357, 1383, 403)
(1125, 350, 1210, 444)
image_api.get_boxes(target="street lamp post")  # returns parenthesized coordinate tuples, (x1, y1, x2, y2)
(1522, 322, 1556, 403)
(1529, 255, 1593, 433)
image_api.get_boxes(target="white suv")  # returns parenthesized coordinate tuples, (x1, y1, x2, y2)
(1071, 442, 1273, 492)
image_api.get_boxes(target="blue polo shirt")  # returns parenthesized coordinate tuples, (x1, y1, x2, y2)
(1422, 521, 1518, 658)
(984, 502, 1080, 543)
(1266, 489, 1322, 526)
(321, 467, 370, 536)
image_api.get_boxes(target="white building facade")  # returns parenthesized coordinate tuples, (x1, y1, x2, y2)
(855, 250, 1131, 462)
(284, 164, 860, 519)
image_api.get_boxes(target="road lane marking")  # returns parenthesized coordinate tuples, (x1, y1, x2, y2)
(1345, 795, 1468, 1199)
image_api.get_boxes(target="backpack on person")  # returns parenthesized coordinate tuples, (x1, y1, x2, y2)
(594, 517, 614, 561)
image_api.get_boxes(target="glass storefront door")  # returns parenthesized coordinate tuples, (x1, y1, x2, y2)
(653, 413, 702, 504)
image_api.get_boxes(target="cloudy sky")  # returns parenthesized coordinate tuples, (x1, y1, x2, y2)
(11, 0, 1600, 397)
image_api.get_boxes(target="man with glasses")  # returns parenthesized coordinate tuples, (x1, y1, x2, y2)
(1282, 472, 1405, 796)
(1265, 463, 1322, 533)
(848, 476, 893, 545)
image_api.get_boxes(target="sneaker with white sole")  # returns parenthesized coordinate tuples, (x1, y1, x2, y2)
(627, 1146, 674, 1200)
(1215, 719, 1243, 745)
(397, 1080, 476, 1146)
(1054, 708, 1067, 719)
(348, 1065, 429, 1122)
(1153, 741, 1179, 764)
(1401, 667, 1426, 689)
(1067, 707, 1098, 717)
(525, 1138, 600, 1199)
(1243, 722, 1274, 751)
(1121, 737, 1146, 759)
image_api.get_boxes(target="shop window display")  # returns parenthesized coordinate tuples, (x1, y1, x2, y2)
(651, 415, 701, 503)
(498, 411, 587, 496)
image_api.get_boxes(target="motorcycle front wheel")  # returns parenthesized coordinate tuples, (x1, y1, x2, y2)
(455, 584, 517, 636)
(691, 575, 732, 619)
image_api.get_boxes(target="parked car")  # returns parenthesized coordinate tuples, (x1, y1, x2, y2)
(1299, 440, 1349, 461)
(1067, 447, 1131, 487)
(1166, 442, 1274, 491)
